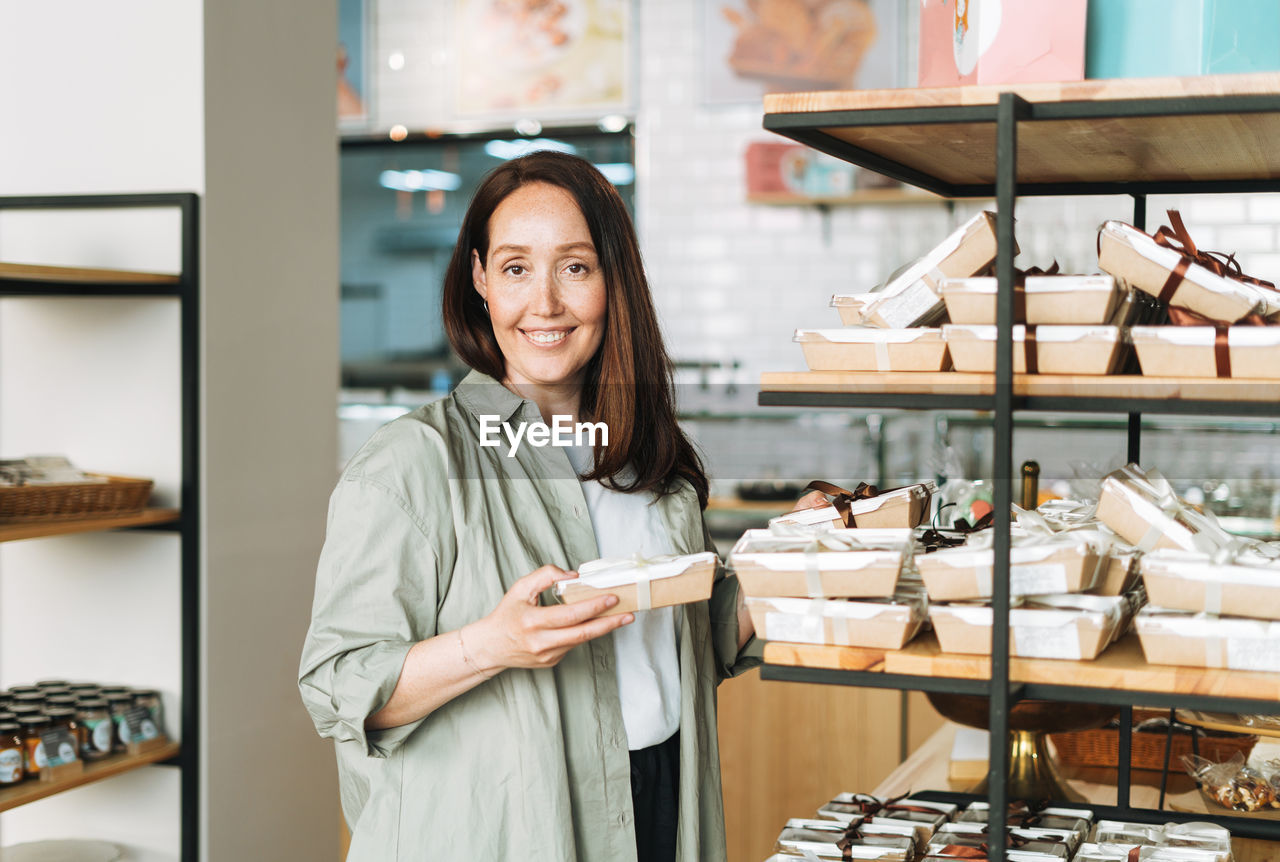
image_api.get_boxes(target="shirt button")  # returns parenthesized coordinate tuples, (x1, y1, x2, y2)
(573, 505, 583, 518)
(616, 812, 628, 827)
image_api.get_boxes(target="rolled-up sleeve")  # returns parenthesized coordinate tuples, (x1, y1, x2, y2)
(299, 475, 442, 758)
(703, 518, 763, 681)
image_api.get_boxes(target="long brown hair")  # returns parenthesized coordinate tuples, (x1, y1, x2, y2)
(442, 150, 709, 508)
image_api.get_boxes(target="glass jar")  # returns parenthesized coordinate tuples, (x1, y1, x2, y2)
(130, 689, 165, 739)
(42, 708, 80, 765)
(77, 700, 114, 761)
(0, 722, 24, 785)
(106, 693, 135, 752)
(16, 715, 50, 778)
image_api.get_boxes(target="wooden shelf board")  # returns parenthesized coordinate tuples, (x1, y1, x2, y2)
(0, 262, 180, 285)
(765, 633, 1280, 704)
(746, 189, 948, 207)
(0, 508, 180, 542)
(759, 371, 1280, 404)
(764, 73, 1280, 189)
(0, 741, 180, 813)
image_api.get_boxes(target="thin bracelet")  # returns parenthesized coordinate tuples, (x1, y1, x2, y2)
(458, 627, 493, 681)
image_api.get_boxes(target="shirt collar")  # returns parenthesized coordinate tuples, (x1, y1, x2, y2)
(453, 369, 531, 424)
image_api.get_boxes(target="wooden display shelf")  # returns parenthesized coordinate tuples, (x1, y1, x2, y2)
(0, 508, 180, 543)
(760, 371, 1280, 404)
(747, 189, 948, 207)
(0, 261, 179, 285)
(0, 741, 180, 813)
(764, 73, 1280, 192)
(765, 633, 1280, 705)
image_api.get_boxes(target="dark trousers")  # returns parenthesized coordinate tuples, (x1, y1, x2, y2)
(629, 731, 679, 862)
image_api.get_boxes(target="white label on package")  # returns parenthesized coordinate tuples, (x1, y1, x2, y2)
(1010, 563, 1068, 595)
(1013, 625, 1082, 660)
(878, 282, 941, 328)
(765, 612, 825, 645)
(1226, 637, 1280, 672)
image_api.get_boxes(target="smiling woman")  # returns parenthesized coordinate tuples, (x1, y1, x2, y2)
(300, 151, 765, 862)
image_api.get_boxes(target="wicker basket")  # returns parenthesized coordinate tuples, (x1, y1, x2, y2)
(1050, 710, 1259, 772)
(0, 474, 154, 521)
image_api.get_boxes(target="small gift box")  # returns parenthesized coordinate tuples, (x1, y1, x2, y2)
(942, 324, 1124, 375)
(554, 552, 716, 616)
(959, 804, 1091, 841)
(746, 591, 928, 650)
(930, 822, 1076, 858)
(941, 274, 1123, 326)
(1095, 464, 1235, 555)
(805, 480, 934, 530)
(1130, 325, 1280, 379)
(1135, 607, 1280, 672)
(729, 527, 912, 599)
(777, 819, 914, 861)
(929, 594, 1125, 660)
(1140, 548, 1280, 620)
(795, 328, 949, 372)
(916, 534, 1104, 602)
(819, 794, 956, 836)
(1098, 215, 1280, 325)
(834, 212, 1006, 330)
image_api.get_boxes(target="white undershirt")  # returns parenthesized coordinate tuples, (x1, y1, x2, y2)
(564, 443, 681, 750)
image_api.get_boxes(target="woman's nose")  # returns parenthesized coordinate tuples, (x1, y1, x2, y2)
(529, 270, 564, 315)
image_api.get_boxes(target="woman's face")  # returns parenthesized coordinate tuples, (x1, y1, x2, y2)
(472, 182, 607, 391)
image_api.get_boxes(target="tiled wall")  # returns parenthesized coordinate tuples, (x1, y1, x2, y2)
(633, 0, 1280, 500)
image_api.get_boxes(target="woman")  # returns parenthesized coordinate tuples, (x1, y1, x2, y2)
(299, 151, 770, 861)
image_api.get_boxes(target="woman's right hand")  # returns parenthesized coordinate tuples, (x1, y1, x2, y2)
(464, 565, 634, 673)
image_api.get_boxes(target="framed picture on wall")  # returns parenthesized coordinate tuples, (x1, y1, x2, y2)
(338, 0, 371, 130)
(701, 0, 909, 106)
(453, 0, 632, 121)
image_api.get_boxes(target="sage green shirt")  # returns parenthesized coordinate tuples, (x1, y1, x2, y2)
(299, 371, 761, 861)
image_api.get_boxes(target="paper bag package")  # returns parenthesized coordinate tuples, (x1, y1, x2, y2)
(1131, 326, 1280, 380)
(833, 212, 1007, 330)
(1135, 608, 1280, 673)
(746, 593, 927, 650)
(930, 595, 1125, 660)
(1097, 220, 1276, 325)
(555, 552, 716, 616)
(730, 528, 911, 599)
(916, 540, 1103, 602)
(794, 328, 949, 372)
(1139, 550, 1280, 620)
(943, 324, 1123, 375)
(941, 274, 1122, 326)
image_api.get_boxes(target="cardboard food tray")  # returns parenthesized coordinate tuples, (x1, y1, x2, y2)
(940, 274, 1121, 325)
(795, 328, 950, 372)
(1131, 326, 1280, 380)
(1089, 551, 1139, 597)
(831, 293, 870, 326)
(848, 484, 932, 529)
(730, 528, 911, 598)
(916, 543, 1102, 601)
(1135, 609, 1280, 672)
(1139, 550, 1280, 619)
(1095, 469, 1207, 553)
(943, 325, 1123, 375)
(556, 554, 716, 616)
(930, 602, 1118, 660)
(746, 595, 926, 650)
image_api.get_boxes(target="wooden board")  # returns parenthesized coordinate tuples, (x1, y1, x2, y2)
(1176, 711, 1280, 740)
(760, 371, 1280, 404)
(0, 508, 180, 543)
(0, 741, 180, 813)
(764, 73, 1280, 189)
(0, 261, 180, 284)
(763, 641, 887, 671)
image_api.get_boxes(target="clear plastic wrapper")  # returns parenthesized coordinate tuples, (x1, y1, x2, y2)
(1183, 751, 1280, 812)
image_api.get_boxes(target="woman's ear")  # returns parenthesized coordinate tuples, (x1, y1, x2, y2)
(471, 249, 487, 301)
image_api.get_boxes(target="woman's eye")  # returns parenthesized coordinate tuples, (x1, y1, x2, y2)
(504, 265, 525, 276)
(566, 263, 588, 275)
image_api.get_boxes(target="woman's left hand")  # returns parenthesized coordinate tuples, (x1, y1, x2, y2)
(790, 489, 827, 512)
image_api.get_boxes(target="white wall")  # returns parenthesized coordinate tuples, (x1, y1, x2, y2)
(0, 0, 339, 859)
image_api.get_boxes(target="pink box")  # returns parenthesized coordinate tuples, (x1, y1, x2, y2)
(918, 0, 1087, 87)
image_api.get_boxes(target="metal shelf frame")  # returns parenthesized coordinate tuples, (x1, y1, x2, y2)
(759, 89, 1280, 854)
(0, 193, 200, 862)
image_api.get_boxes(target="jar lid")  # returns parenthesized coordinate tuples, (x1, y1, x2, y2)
(35, 680, 69, 688)
(106, 694, 135, 705)
(8, 705, 41, 716)
(17, 715, 51, 727)
(7, 686, 41, 695)
(45, 707, 76, 718)
(76, 699, 109, 709)
(66, 683, 100, 691)
(10, 692, 44, 702)
(0, 712, 14, 722)
(0, 722, 18, 733)
(45, 694, 77, 704)
(130, 689, 160, 698)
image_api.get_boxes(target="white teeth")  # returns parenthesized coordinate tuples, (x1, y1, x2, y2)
(526, 331, 567, 344)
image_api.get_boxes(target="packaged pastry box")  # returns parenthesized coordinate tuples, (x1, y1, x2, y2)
(930, 822, 1076, 858)
(1139, 549, 1280, 619)
(1097, 219, 1279, 324)
(1089, 546, 1139, 597)
(768, 503, 844, 531)
(729, 527, 912, 599)
(832, 211, 1007, 329)
(554, 551, 716, 616)
(745, 591, 928, 650)
(1130, 326, 1280, 379)
(959, 803, 1091, 840)
(846, 483, 933, 529)
(915, 538, 1103, 601)
(777, 819, 913, 861)
(929, 594, 1127, 660)
(1135, 607, 1280, 672)
(942, 324, 1124, 375)
(794, 327, 949, 372)
(1094, 464, 1237, 556)
(941, 274, 1124, 326)
(832, 292, 872, 325)
(818, 793, 957, 835)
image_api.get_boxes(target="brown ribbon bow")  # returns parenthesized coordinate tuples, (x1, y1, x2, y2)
(804, 480, 883, 528)
(1151, 209, 1276, 306)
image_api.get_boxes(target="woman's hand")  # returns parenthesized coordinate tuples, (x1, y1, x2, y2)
(790, 489, 828, 512)
(465, 565, 634, 673)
